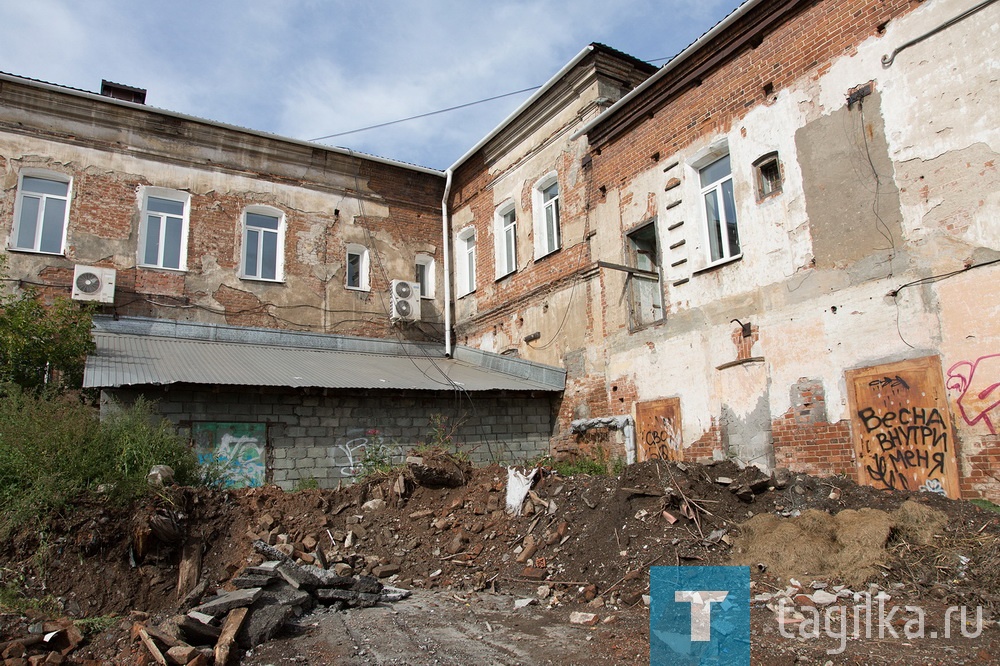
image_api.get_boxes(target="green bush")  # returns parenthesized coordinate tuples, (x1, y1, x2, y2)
(0, 386, 198, 538)
(0, 256, 95, 392)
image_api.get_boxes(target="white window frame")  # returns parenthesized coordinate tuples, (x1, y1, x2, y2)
(414, 253, 435, 299)
(532, 172, 561, 259)
(455, 227, 476, 297)
(345, 243, 370, 291)
(138, 187, 190, 271)
(494, 201, 517, 279)
(240, 205, 285, 282)
(694, 149, 741, 266)
(9, 170, 72, 255)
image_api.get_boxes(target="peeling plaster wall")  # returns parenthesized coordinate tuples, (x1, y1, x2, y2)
(558, 0, 999, 494)
(0, 80, 446, 340)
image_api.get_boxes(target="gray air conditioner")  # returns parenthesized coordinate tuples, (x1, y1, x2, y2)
(390, 279, 421, 322)
(71, 265, 116, 304)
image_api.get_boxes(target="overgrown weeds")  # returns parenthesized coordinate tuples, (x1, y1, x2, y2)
(0, 386, 198, 539)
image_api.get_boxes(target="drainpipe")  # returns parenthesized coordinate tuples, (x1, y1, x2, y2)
(442, 168, 453, 357)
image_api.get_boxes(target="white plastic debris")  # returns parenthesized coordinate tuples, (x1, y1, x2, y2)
(506, 467, 538, 515)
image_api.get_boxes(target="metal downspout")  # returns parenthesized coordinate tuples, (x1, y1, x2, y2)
(442, 168, 453, 357)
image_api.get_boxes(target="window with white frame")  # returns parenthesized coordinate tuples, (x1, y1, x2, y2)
(139, 188, 190, 270)
(495, 202, 517, 279)
(532, 173, 560, 258)
(699, 154, 741, 264)
(241, 207, 284, 281)
(456, 227, 476, 297)
(627, 221, 663, 329)
(345, 243, 370, 291)
(10, 171, 71, 254)
(414, 254, 435, 298)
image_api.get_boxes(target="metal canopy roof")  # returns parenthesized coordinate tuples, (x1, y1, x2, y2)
(83, 317, 565, 393)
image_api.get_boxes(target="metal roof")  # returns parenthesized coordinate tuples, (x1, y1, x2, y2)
(83, 317, 565, 392)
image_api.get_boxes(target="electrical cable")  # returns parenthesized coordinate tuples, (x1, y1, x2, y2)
(309, 87, 541, 142)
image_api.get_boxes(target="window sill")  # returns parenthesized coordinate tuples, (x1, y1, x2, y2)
(495, 270, 516, 283)
(534, 247, 561, 262)
(456, 290, 476, 299)
(240, 276, 285, 284)
(420, 295, 435, 300)
(691, 254, 742, 276)
(629, 317, 666, 333)
(716, 356, 764, 371)
(138, 264, 187, 273)
(6, 246, 66, 256)
(345, 285, 370, 293)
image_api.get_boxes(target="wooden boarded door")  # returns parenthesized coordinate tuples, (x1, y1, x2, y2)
(636, 397, 683, 462)
(846, 356, 960, 498)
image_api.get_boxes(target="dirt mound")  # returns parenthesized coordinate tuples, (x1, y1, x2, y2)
(2, 459, 999, 664)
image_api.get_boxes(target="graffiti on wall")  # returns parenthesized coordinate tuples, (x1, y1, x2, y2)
(846, 356, 960, 499)
(192, 422, 267, 488)
(636, 398, 683, 462)
(947, 354, 1000, 434)
(329, 428, 406, 479)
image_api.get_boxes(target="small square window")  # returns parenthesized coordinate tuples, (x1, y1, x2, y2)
(754, 153, 782, 200)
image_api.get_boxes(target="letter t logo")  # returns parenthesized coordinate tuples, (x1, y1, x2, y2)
(675, 590, 729, 641)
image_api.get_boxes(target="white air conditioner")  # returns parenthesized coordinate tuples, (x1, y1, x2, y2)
(390, 279, 421, 322)
(71, 265, 116, 303)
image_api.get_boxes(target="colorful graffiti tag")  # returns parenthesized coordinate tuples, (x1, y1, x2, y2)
(947, 354, 1000, 434)
(192, 422, 267, 488)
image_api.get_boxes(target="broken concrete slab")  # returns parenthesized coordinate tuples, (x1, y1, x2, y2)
(190, 588, 263, 618)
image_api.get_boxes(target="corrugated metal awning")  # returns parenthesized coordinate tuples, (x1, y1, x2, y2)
(83, 317, 565, 393)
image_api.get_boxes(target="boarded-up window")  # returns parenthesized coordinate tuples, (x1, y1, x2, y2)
(636, 397, 683, 461)
(846, 356, 959, 498)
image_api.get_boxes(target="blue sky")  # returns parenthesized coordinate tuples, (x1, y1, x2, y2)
(0, 0, 745, 170)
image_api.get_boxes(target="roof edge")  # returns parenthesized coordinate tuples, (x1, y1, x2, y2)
(0, 71, 444, 177)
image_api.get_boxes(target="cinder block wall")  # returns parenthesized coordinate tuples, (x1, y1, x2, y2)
(105, 386, 555, 489)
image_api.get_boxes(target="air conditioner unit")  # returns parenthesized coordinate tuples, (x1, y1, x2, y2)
(389, 279, 421, 322)
(71, 265, 116, 304)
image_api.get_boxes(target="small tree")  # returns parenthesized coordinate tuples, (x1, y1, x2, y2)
(0, 256, 95, 391)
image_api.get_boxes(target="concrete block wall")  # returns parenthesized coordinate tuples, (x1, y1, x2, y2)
(106, 386, 555, 490)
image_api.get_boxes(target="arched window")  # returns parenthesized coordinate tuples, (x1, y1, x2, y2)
(532, 172, 560, 258)
(241, 206, 285, 281)
(345, 243, 370, 291)
(455, 227, 476, 297)
(138, 187, 190, 270)
(10, 170, 72, 255)
(494, 200, 517, 279)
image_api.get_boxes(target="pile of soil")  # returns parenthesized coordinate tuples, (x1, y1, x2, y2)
(2, 457, 1000, 664)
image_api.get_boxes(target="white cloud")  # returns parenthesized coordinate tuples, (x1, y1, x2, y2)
(0, 0, 746, 168)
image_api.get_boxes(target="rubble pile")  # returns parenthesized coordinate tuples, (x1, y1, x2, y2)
(126, 540, 411, 665)
(2, 455, 999, 664)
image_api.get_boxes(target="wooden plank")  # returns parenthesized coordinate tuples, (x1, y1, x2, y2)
(137, 627, 168, 666)
(845, 355, 960, 498)
(214, 607, 249, 666)
(176, 537, 203, 600)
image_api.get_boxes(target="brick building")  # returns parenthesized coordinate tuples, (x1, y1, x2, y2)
(4, 0, 999, 499)
(446, 0, 1000, 500)
(0, 73, 564, 488)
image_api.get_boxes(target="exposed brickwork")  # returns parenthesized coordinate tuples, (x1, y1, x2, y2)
(0, 79, 446, 341)
(959, 435, 1000, 502)
(772, 413, 854, 477)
